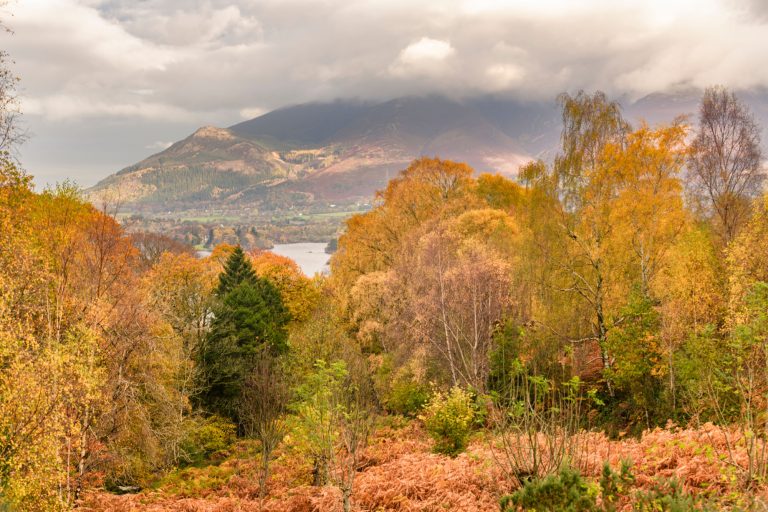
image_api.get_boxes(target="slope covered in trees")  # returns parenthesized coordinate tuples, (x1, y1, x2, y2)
(5, 86, 768, 512)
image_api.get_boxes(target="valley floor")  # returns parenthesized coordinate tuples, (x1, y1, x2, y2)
(78, 420, 768, 512)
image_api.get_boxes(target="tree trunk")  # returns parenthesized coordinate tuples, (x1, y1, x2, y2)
(342, 484, 352, 512)
(74, 405, 90, 502)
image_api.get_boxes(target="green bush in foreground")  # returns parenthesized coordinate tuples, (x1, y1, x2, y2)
(500, 463, 721, 512)
(422, 386, 475, 456)
(500, 466, 598, 512)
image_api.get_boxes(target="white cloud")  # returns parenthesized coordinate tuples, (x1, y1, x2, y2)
(22, 94, 193, 122)
(389, 37, 455, 77)
(146, 141, 174, 150)
(10, 0, 768, 121)
(486, 64, 526, 89)
(239, 107, 267, 119)
(398, 37, 455, 65)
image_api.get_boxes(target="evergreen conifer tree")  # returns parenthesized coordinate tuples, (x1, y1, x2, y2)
(216, 245, 257, 295)
(198, 246, 290, 422)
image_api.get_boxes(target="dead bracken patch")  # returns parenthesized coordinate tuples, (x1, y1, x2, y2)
(77, 420, 768, 512)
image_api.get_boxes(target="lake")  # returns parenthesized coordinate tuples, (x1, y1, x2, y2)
(270, 242, 331, 276)
(197, 242, 331, 276)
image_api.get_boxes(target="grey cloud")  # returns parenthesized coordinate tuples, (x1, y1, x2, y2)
(5, 0, 768, 185)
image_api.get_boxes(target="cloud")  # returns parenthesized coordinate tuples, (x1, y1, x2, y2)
(486, 64, 526, 90)
(6, 0, 768, 184)
(11, 0, 768, 122)
(146, 141, 174, 150)
(239, 107, 267, 119)
(397, 37, 455, 65)
(24, 94, 193, 122)
(389, 37, 455, 77)
(389, 37, 456, 77)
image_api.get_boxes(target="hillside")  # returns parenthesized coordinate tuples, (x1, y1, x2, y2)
(87, 96, 552, 213)
(88, 91, 768, 215)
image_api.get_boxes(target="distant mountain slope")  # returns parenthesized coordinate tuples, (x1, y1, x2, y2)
(89, 91, 768, 213)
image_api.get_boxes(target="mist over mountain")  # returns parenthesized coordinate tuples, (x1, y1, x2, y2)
(89, 90, 768, 214)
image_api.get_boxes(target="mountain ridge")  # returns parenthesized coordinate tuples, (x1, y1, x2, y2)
(89, 91, 768, 213)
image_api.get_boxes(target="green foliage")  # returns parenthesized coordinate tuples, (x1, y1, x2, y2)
(673, 325, 732, 422)
(372, 355, 429, 416)
(290, 360, 348, 485)
(731, 281, 768, 357)
(487, 322, 522, 398)
(138, 167, 256, 203)
(179, 415, 237, 465)
(500, 466, 598, 512)
(158, 464, 236, 496)
(604, 290, 666, 430)
(600, 461, 635, 512)
(216, 246, 257, 295)
(385, 378, 430, 417)
(198, 247, 291, 421)
(422, 386, 476, 456)
(633, 479, 714, 512)
(502, 463, 714, 512)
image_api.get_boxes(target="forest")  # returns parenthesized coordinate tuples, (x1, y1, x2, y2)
(3, 42, 768, 509)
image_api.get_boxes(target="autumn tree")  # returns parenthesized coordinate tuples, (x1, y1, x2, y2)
(130, 231, 194, 269)
(249, 250, 321, 324)
(331, 157, 478, 299)
(0, 17, 25, 155)
(292, 358, 375, 512)
(391, 213, 517, 392)
(550, 90, 629, 377)
(143, 252, 219, 462)
(654, 227, 724, 413)
(688, 86, 763, 245)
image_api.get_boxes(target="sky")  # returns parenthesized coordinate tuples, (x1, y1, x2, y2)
(4, 0, 768, 187)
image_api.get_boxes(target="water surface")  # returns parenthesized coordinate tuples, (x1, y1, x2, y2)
(196, 242, 331, 276)
(270, 242, 330, 276)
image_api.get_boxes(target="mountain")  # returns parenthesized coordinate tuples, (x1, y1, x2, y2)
(88, 96, 550, 213)
(88, 91, 768, 214)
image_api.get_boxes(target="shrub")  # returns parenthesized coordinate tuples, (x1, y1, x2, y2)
(422, 386, 475, 456)
(385, 378, 430, 416)
(180, 415, 237, 465)
(599, 460, 635, 512)
(500, 466, 598, 512)
(634, 478, 716, 512)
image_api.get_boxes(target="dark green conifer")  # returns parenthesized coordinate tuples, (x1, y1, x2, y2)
(197, 246, 290, 422)
(216, 246, 257, 295)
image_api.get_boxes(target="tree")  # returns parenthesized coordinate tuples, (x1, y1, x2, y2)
(130, 232, 194, 269)
(292, 359, 375, 512)
(216, 245, 257, 295)
(143, 252, 219, 463)
(605, 290, 665, 428)
(331, 157, 478, 300)
(550, 91, 628, 377)
(249, 250, 321, 324)
(654, 227, 724, 413)
(687, 86, 763, 245)
(238, 352, 290, 499)
(198, 247, 290, 421)
(396, 221, 515, 391)
(532, 95, 690, 407)
(0, 16, 25, 156)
